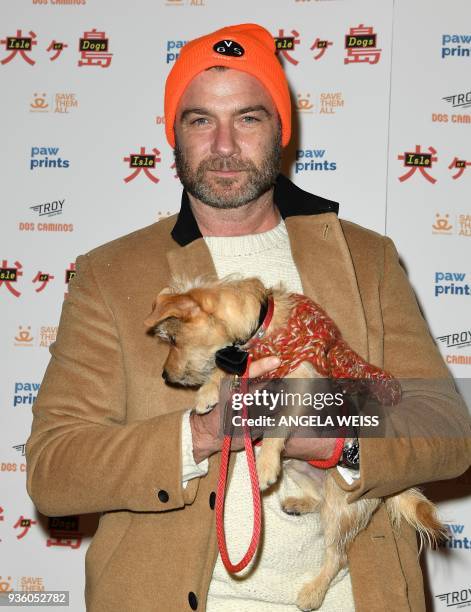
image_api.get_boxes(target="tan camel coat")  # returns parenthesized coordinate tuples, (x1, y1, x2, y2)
(26, 177, 470, 611)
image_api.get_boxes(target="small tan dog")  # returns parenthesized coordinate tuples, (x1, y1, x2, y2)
(144, 276, 445, 611)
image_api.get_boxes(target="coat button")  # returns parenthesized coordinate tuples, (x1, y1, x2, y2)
(188, 591, 198, 610)
(209, 491, 216, 510)
(157, 489, 169, 503)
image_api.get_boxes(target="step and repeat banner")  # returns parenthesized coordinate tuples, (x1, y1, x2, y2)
(1, 0, 469, 609)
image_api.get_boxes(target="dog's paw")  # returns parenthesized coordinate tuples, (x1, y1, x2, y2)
(282, 496, 319, 516)
(194, 402, 217, 415)
(195, 386, 219, 414)
(256, 456, 280, 491)
(296, 582, 324, 611)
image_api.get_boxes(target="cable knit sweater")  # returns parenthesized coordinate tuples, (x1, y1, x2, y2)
(181, 219, 356, 611)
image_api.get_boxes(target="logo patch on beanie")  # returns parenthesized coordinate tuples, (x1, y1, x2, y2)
(213, 40, 244, 57)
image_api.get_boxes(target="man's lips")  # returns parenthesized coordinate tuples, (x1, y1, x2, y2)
(208, 169, 246, 177)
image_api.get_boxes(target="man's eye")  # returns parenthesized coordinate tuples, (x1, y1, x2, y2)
(241, 116, 259, 123)
(191, 117, 209, 126)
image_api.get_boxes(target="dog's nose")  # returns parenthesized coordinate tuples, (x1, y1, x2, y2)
(162, 369, 169, 382)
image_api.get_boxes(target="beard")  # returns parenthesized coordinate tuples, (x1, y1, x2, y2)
(174, 128, 282, 210)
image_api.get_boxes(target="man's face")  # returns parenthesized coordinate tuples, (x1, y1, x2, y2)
(174, 68, 282, 209)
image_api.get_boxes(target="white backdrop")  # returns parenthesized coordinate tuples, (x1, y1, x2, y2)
(1, 0, 470, 609)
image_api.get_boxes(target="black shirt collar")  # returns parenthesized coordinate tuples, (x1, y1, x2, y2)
(171, 173, 339, 247)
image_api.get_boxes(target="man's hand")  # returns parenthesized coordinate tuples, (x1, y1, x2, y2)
(190, 356, 280, 464)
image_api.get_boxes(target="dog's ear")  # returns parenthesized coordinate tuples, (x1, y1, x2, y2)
(143, 294, 200, 328)
(191, 289, 217, 315)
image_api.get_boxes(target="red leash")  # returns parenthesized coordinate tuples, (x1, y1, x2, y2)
(215, 354, 262, 573)
(214, 299, 275, 573)
(214, 361, 341, 575)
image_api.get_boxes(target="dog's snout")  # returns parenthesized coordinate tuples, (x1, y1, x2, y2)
(162, 369, 169, 382)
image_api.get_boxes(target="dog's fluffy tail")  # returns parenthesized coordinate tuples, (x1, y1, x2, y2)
(385, 488, 447, 552)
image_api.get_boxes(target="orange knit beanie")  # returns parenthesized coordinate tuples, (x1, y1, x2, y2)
(164, 23, 291, 148)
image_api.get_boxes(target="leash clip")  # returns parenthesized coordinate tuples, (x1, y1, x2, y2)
(230, 374, 241, 391)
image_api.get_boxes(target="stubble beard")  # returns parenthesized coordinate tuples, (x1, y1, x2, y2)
(174, 128, 282, 210)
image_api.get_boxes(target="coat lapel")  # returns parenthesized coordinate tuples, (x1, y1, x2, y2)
(285, 213, 369, 360)
(166, 237, 217, 280)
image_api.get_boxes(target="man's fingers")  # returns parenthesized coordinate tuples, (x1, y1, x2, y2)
(248, 356, 281, 378)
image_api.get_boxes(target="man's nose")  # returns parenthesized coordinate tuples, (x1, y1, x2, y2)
(211, 122, 240, 158)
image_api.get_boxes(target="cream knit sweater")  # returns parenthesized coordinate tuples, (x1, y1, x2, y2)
(181, 219, 356, 611)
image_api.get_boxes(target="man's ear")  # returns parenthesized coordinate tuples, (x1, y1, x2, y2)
(143, 293, 200, 328)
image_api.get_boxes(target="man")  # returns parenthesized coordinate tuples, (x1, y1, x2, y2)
(26, 23, 469, 612)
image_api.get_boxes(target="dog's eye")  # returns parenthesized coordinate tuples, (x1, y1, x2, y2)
(152, 318, 179, 345)
(153, 327, 174, 344)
